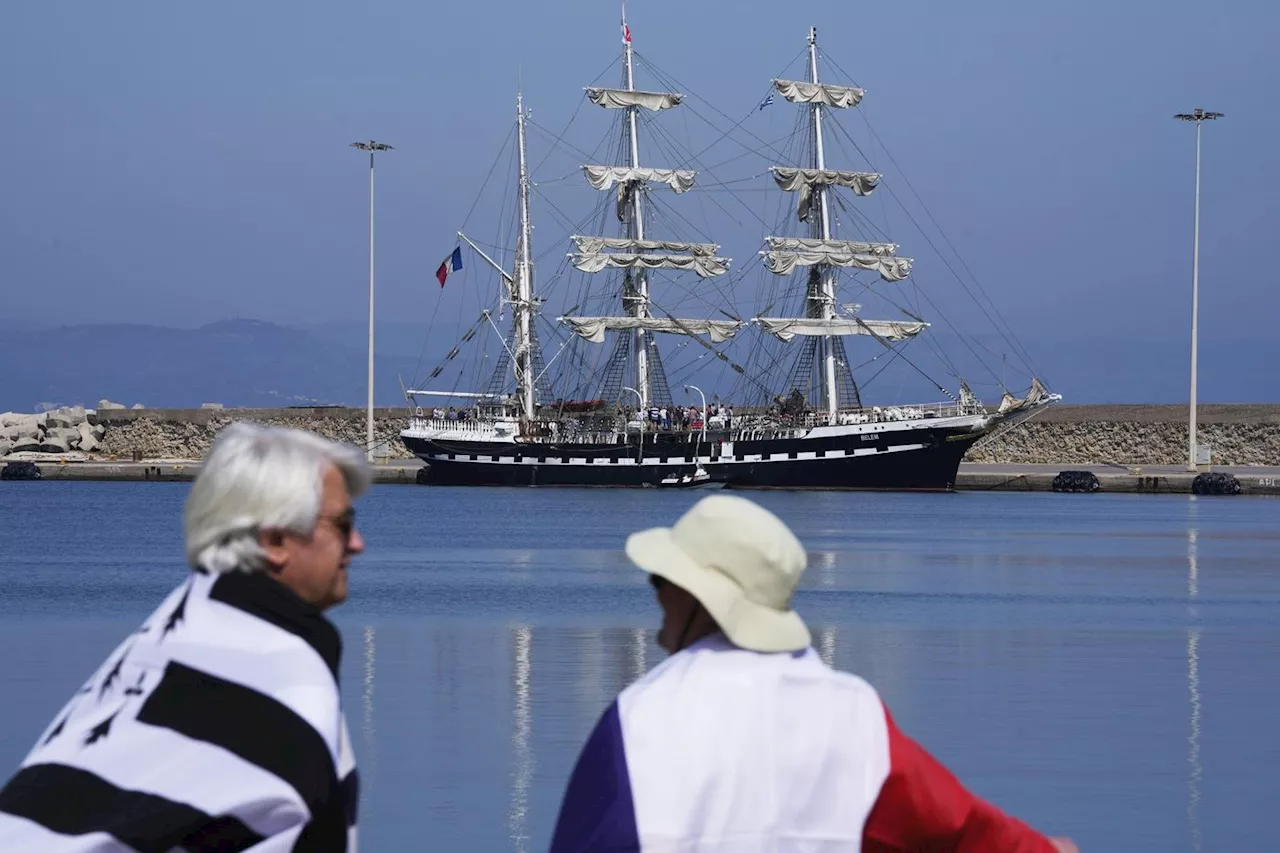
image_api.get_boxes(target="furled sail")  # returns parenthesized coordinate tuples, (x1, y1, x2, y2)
(585, 88, 682, 111)
(583, 166, 696, 193)
(765, 236, 897, 258)
(772, 79, 865, 109)
(560, 316, 743, 344)
(570, 251, 730, 279)
(763, 243, 913, 281)
(754, 317, 927, 342)
(770, 166, 880, 221)
(570, 235, 719, 257)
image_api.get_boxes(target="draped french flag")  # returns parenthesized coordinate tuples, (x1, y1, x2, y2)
(548, 634, 1059, 853)
(436, 246, 463, 287)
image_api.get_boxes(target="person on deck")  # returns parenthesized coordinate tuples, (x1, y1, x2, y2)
(0, 422, 368, 851)
(548, 494, 1078, 853)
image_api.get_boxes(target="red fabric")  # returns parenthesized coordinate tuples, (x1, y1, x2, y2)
(436, 262, 449, 287)
(862, 705, 1058, 853)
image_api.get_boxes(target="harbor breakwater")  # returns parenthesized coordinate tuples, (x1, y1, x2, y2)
(2, 404, 1278, 467)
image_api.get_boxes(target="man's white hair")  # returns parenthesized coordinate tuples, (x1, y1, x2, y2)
(183, 422, 373, 573)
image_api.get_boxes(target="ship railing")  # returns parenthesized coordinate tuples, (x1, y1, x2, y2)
(405, 417, 516, 438)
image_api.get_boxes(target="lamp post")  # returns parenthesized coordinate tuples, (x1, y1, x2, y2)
(351, 140, 393, 461)
(1173, 109, 1222, 472)
(683, 384, 707, 441)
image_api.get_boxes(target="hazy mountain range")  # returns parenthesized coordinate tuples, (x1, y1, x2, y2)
(0, 317, 1273, 412)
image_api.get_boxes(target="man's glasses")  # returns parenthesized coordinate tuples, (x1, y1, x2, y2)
(318, 508, 357, 542)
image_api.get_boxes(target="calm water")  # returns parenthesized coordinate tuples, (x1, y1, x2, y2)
(2, 483, 1278, 851)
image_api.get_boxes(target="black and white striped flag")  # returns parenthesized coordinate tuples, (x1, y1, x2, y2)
(0, 569, 359, 851)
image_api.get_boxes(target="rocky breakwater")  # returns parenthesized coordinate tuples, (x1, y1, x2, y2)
(93, 406, 417, 461)
(1, 407, 107, 458)
(967, 404, 1280, 466)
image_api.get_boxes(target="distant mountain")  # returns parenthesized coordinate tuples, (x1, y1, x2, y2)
(0, 319, 422, 411)
(0, 318, 1273, 413)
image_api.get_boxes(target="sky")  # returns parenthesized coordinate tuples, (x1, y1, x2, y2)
(1, 0, 1276, 400)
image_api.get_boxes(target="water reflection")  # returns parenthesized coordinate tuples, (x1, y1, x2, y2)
(816, 626, 837, 668)
(1187, 629, 1203, 852)
(508, 626, 534, 853)
(362, 624, 376, 799)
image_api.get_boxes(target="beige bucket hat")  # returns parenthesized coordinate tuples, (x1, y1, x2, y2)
(625, 494, 811, 653)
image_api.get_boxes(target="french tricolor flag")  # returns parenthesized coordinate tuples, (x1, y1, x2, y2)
(436, 246, 463, 287)
(548, 635, 1060, 852)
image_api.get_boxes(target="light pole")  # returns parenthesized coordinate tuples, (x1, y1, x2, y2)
(351, 140, 393, 461)
(683, 384, 707, 441)
(1173, 109, 1222, 472)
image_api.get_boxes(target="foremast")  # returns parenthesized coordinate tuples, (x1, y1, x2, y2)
(560, 9, 734, 412)
(759, 28, 923, 425)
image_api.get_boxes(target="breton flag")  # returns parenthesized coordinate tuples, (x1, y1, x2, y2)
(547, 634, 1060, 852)
(436, 246, 463, 287)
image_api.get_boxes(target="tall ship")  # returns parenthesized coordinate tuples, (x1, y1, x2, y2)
(401, 17, 1058, 489)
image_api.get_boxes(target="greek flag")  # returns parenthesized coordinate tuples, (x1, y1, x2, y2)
(758, 93, 775, 111)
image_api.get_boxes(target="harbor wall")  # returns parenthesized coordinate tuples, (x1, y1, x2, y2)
(4, 404, 1279, 467)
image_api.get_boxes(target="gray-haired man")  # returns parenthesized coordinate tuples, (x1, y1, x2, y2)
(0, 422, 369, 851)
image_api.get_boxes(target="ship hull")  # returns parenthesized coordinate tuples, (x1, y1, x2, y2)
(401, 423, 981, 491)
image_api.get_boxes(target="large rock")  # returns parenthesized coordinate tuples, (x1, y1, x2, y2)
(46, 426, 82, 447)
(98, 399, 126, 410)
(4, 417, 42, 441)
(131, 403, 146, 410)
(0, 439, 11, 457)
(10, 435, 42, 453)
(78, 432, 101, 453)
(37, 433, 71, 454)
(0, 412, 24, 428)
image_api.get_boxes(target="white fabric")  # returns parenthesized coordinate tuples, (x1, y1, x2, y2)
(0, 572, 357, 851)
(570, 235, 719, 257)
(586, 87, 682, 111)
(755, 317, 928, 342)
(770, 167, 881, 221)
(618, 634, 891, 851)
(583, 166, 696, 193)
(772, 79, 865, 108)
(765, 235, 897, 257)
(560, 316, 744, 344)
(571, 251, 729, 279)
(625, 495, 809, 652)
(764, 249, 913, 282)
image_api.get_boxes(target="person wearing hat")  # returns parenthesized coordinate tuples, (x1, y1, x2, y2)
(548, 494, 1078, 853)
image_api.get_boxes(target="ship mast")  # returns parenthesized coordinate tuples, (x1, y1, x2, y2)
(621, 3, 650, 409)
(808, 28, 839, 425)
(514, 91, 536, 421)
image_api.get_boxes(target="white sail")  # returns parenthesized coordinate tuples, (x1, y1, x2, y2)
(585, 87, 682, 111)
(570, 251, 730, 279)
(754, 317, 927, 342)
(570, 235, 719, 256)
(765, 236, 897, 258)
(772, 79, 865, 108)
(584, 165, 696, 193)
(763, 247, 913, 281)
(771, 166, 880, 221)
(560, 316, 743, 344)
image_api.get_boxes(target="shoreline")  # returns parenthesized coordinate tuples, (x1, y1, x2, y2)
(7, 459, 1280, 495)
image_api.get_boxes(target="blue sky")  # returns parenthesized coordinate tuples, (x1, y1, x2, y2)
(1, 1, 1275, 399)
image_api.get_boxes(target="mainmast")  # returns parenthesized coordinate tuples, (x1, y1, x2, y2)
(756, 30, 923, 421)
(514, 92, 536, 421)
(807, 27, 839, 425)
(622, 6, 650, 408)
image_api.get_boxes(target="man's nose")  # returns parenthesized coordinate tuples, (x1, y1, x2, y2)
(348, 528, 366, 554)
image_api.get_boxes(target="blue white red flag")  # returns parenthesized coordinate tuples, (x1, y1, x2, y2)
(547, 633, 1061, 852)
(436, 246, 463, 287)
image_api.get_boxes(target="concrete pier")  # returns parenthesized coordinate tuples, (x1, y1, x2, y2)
(11, 459, 1280, 495)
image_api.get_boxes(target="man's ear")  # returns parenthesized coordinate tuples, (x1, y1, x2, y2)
(258, 528, 289, 573)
